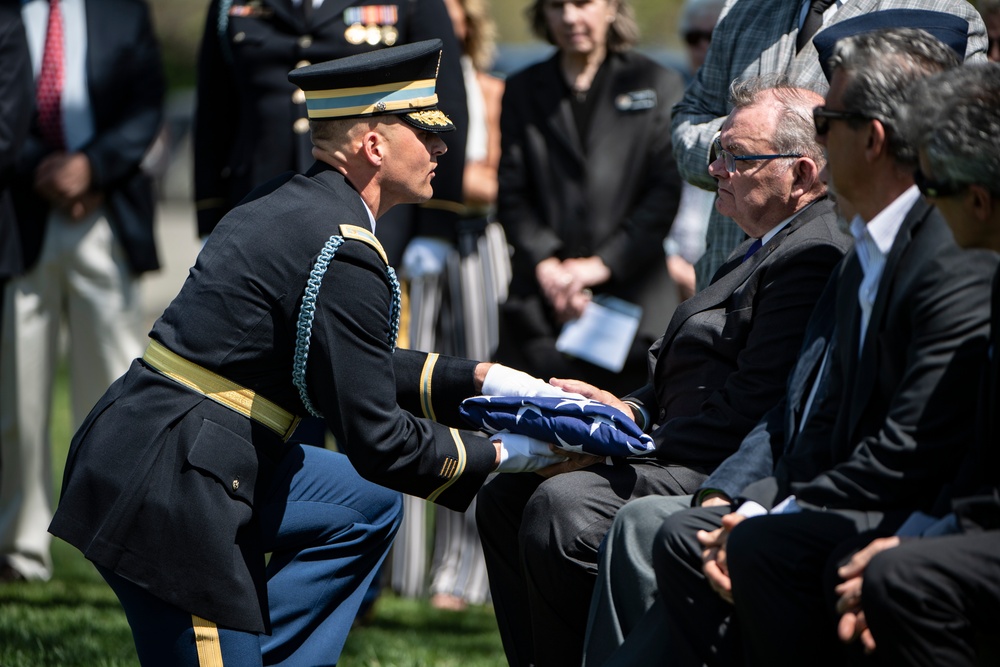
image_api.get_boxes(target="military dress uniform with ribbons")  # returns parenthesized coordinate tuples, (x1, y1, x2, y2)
(49, 162, 499, 662)
(193, 0, 469, 265)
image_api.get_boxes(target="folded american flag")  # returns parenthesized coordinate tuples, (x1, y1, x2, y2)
(459, 395, 657, 457)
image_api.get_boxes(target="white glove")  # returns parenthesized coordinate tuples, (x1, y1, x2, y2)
(401, 236, 452, 278)
(494, 432, 567, 473)
(482, 364, 585, 399)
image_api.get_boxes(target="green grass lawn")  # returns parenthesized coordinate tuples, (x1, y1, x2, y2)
(0, 365, 506, 666)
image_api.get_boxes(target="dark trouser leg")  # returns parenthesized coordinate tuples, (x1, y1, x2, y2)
(259, 446, 402, 666)
(726, 510, 886, 667)
(582, 494, 693, 667)
(864, 531, 1000, 667)
(98, 564, 264, 667)
(476, 472, 544, 667)
(651, 504, 741, 667)
(521, 461, 700, 667)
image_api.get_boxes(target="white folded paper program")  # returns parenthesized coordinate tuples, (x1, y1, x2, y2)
(556, 294, 642, 372)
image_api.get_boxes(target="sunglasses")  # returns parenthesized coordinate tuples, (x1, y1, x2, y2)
(683, 30, 713, 47)
(712, 138, 802, 174)
(812, 106, 870, 135)
(914, 167, 966, 199)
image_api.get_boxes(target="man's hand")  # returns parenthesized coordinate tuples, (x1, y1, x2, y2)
(548, 377, 629, 416)
(698, 512, 746, 604)
(536, 444, 603, 478)
(835, 536, 901, 653)
(35, 152, 94, 214)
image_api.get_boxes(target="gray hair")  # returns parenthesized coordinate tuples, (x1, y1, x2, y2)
(527, 0, 639, 53)
(902, 63, 1000, 198)
(828, 28, 960, 166)
(728, 75, 827, 169)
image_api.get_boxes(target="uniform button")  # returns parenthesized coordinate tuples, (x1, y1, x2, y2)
(233, 31, 246, 43)
(298, 35, 313, 48)
(295, 59, 311, 69)
(293, 117, 310, 134)
(292, 88, 305, 104)
(232, 478, 240, 492)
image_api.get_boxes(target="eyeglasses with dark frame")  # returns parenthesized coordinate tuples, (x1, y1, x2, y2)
(812, 106, 870, 136)
(712, 137, 803, 174)
(914, 167, 966, 199)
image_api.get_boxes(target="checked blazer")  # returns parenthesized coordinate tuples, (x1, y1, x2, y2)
(673, 0, 988, 291)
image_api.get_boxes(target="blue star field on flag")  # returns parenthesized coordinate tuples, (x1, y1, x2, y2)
(459, 395, 657, 457)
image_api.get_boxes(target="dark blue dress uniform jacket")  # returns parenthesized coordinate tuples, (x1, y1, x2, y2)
(49, 162, 498, 633)
(193, 0, 468, 260)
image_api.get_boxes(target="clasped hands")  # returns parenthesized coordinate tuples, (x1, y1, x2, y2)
(536, 256, 611, 322)
(834, 535, 902, 654)
(34, 151, 102, 220)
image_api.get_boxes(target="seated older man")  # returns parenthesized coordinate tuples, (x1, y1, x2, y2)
(477, 75, 853, 667)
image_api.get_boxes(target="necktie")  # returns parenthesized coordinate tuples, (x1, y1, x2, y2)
(37, 0, 65, 150)
(742, 238, 763, 262)
(301, 0, 312, 24)
(796, 0, 837, 52)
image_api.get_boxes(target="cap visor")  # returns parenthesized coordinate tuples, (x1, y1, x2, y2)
(400, 108, 455, 133)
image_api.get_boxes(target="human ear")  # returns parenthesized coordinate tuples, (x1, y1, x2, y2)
(361, 130, 385, 167)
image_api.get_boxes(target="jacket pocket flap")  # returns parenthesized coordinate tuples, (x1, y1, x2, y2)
(187, 419, 257, 504)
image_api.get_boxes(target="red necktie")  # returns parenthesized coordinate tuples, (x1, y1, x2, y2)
(37, 0, 66, 150)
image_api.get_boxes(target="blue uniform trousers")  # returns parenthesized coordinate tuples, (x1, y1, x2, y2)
(99, 445, 403, 666)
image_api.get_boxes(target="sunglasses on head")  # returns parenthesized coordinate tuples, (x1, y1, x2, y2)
(683, 30, 713, 47)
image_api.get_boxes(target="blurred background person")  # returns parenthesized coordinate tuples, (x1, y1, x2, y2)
(0, 0, 33, 323)
(662, 0, 725, 302)
(388, 0, 505, 613)
(979, 0, 1000, 60)
(494, 0, 684, 397)
(0, 0, 165, 583)
(192, 0, 469, 267)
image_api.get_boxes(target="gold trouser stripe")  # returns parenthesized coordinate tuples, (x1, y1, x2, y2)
(419, 353, 440, 421)
(427, 428, 467, 503)
(192, 615, 224, 667)
(143, 340, 302, 441)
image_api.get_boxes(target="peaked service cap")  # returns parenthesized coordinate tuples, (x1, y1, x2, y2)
(288, 38, 455, 132)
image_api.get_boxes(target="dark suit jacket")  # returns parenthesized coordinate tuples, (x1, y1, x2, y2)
(625, 198, 852, 470)
(50, 162, 499, 633)
(497, 50, 684, 351)
(194, 0, 467, 262)
(698, 269, 844, 501)
(928, 265, 1000, 532)
(0, 1, 32, 280)
(740, 199, 996, 512)
(12, 0, 164, 276)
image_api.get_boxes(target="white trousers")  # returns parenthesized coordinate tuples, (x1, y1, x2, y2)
(0, 209, 143, 580)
